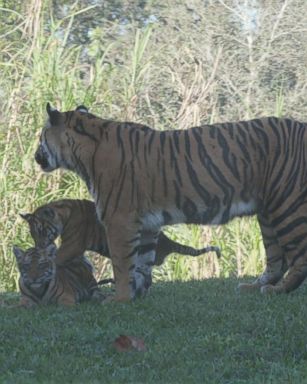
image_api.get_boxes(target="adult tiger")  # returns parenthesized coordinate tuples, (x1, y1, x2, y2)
(20, 199, 220, 270)
(13, 243, 104, 307)
(35, 103, 307, 301)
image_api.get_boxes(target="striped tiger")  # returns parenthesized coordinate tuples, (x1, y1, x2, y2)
(34, 103, 307, 301)
(13, 243, 103, 307)
(20, 199, 220, 274)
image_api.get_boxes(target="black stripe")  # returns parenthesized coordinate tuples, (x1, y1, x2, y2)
(162, 157, 168, 196)
(126, 247, 138, 259)
(117, 124, 126, 173)
(95, 172, 103, 209)
(160, 131, 166, 155)
(74, 119, 98, 142)
(148, 131, 156, 154)
(169, 137, 176, 168)
(185, 155, 211, 205)
(129, 126, 135, 155)
(130, 160, 136, 205)
(184, 130, 191, 159)
(113, 165, 127, 214)
(236, 124, 247, 144)
(277, 217, 307, 238)
(91, 143, 100, 189)
(173, 131, 180, 153)
(253, 120, 269, 153)
(270, 189, 307, 227)
(217, 130, 241, 182)
(151, 176, 156, 202)
(128, 234, 141, 244)
(209, 125, 216, 139)
(193, 129, 235, 218)
(100, 182, 115, 221)
(173, 180, 181, 209)
(226, 123, 234, 139)
(135, 129, 140, 155)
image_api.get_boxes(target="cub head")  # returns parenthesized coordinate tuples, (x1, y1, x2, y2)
(34, 103, 91, 173)
(20, 206, 62, 248)
(13, 243, 57, 293)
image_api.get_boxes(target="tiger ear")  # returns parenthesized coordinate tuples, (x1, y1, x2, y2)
(46, 102, 61, 125)
(19, 213, 34, 223)
(76, 105, 88, 113)
(13, 245, 25, 263)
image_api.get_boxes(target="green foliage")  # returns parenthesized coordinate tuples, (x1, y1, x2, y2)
(1, 280, 307, 383)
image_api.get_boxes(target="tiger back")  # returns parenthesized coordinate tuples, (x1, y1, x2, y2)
(13, 244, 100, 307)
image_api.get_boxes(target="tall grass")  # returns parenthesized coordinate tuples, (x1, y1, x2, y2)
(1, 1, 305, 292)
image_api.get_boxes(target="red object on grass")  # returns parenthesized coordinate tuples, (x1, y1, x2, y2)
(113, 335, 146, 352)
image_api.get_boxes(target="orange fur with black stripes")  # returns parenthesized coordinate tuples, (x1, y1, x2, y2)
(35, 103, 307, 300)
(13, 244, 101, 307)
(20, 199, 220, 269)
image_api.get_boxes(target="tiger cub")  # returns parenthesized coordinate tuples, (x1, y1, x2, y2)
(13, 243, 104, 307)
(20, 199, 221, 268)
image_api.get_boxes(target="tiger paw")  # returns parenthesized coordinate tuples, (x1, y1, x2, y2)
(237, 282, 261, 293)
(260, 284, 280, 295)
(101, 294, 131, 303)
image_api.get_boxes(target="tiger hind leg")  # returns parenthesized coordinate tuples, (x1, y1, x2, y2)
(238, 214, 287, 293)
(260, 207, 307, 294)
(261, 256, 307, 294)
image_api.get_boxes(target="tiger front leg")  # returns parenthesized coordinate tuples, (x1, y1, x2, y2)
(106, 220, 141, 302)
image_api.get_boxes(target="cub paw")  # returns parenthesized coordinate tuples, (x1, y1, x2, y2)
(260, 284, 277, 295)
(101, 294, 131, 303)
(237, 282, 260, 293)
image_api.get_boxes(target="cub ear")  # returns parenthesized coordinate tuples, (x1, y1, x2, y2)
(46, 102, 61, 125)
(76, 105, 88, 113)
(19, 213, 34, 223)
(13, 245, 25, 262)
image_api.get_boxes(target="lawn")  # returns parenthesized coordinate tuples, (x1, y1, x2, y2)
(1, 278, 307, 384)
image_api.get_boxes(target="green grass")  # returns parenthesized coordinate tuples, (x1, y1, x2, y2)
(1, 278, 307, 383)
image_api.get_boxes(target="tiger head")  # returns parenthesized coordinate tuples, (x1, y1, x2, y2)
(34, 103, 90, 173)
(13, 244, 57, 295)
(20, 206, 62, 248)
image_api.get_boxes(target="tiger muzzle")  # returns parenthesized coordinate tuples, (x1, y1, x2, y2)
(35, 147, 49, 170)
